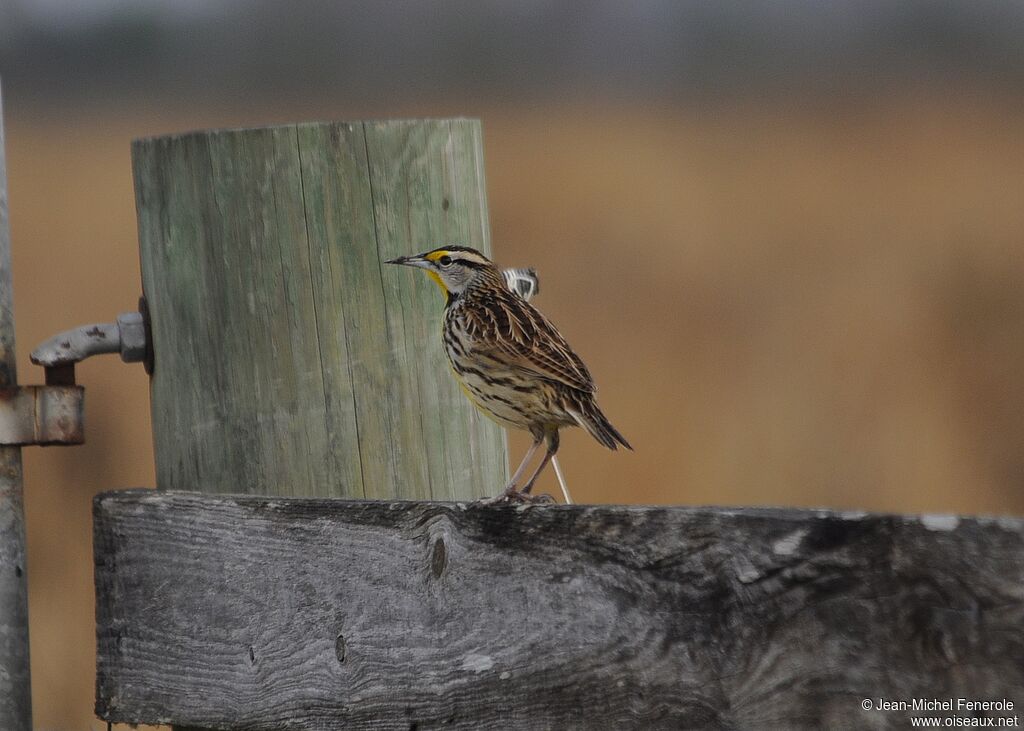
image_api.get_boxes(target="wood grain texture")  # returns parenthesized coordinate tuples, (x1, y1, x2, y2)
(132, 120, 507, 501)
(95, 490, 1024, 730)
(0, 78, 33, 731)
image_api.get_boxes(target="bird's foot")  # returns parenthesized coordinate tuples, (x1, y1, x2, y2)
(480, 484, 556, 505)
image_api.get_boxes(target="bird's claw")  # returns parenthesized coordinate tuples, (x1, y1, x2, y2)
(480, 484, 556, 505)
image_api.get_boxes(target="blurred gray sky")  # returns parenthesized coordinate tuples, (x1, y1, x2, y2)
(2, 0, 1024, 106)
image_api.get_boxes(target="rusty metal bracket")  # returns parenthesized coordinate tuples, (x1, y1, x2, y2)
(0, 385, 84, 445)
(0, 297, 152, 447)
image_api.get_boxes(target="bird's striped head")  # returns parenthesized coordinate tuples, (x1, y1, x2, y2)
(386, 246, 498, 299)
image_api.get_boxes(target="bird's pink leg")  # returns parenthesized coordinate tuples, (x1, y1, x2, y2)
(519, 448, 554, 495)
(505, 438, 541, 491)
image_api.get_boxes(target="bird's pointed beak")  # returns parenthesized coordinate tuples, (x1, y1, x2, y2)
(385, 254, 429, 269)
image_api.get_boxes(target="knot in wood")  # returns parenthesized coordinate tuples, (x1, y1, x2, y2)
(430, 538, 447, 579)
(335, 633, 347, 663)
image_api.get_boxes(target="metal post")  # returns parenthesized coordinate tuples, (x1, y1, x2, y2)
(0, 78, 33, 731)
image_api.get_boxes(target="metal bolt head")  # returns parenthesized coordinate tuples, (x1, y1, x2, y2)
(117, 312, 147, 363)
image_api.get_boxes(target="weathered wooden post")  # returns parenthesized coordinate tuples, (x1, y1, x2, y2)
(0, 79, 33, 731)
(133, 119, 507, 501)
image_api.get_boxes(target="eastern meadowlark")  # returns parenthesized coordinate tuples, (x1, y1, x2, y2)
(386, 246, 631, 502)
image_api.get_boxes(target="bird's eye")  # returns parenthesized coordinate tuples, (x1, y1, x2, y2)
(439, 255, 453, 266)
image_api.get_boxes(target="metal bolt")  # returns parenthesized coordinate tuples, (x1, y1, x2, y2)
(116, 312, 147, 363)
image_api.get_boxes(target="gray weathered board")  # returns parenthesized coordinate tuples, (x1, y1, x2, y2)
(94, 490, 1024, 730)
(133, 119, 506, 503)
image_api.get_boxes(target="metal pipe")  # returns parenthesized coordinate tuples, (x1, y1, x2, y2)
(30, 312, 148, 368)
(30, 322, 120, 367)
(0, 77, 33, 731)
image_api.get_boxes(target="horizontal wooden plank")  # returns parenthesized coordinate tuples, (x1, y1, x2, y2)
(94, 490, 1024, 730)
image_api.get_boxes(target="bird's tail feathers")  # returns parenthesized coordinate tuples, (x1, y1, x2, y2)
(572, 402, 632, 451)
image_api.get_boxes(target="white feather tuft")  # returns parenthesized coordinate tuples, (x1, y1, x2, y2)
(502, 267, 540, 301)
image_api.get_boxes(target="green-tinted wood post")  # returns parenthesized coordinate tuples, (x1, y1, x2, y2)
(132, 119, 507, 503)
(0, 79, 33, 731)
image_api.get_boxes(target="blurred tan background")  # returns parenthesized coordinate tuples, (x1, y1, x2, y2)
(2, 2, 1024, 728)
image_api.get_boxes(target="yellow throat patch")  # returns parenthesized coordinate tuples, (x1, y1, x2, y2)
(423, 250, 450, 295)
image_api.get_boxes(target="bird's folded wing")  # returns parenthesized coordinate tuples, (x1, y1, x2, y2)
(470, 292, 595, 393)
(504, 340, 595, 393)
